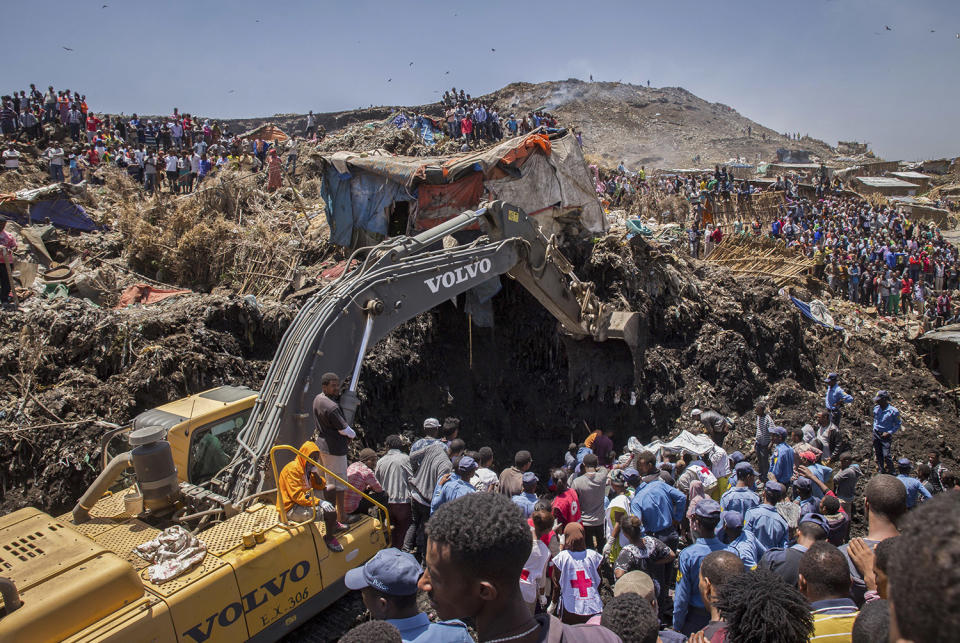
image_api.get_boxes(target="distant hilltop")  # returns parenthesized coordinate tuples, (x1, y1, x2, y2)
(221, 78, 839, 169)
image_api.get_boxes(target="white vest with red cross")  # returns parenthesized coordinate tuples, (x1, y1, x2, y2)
(552, 549, 603, 615)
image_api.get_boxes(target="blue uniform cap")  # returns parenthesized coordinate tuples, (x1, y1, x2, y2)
(799, 513, 830, 533)
(897, 457, 912, 470)
(735, 461, 758, 477)
(793, 477, 812, 490)
(765, 481, 785, 497)
(770, 426, 787, 437)
(824, 372, 838, 383)
(874, 390, 890, 402)
(344, 548, 421, 596)
(721, 510, 743, 529)
(728, 451, 745, 465)
(456, 456, 478, 472)
(623, 468, 641, 485)
(522, 471, 539, 485)
(694, 499, 722, 519)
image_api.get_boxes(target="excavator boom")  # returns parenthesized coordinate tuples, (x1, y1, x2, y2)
(215, 201, 638, 501)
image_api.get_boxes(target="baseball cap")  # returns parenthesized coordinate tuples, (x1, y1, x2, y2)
(694, 499, 721, 519)
(522, 471, 539, 485)
(799, 451, 817, 464)
(728, 451, 745, 466)
(423, 417, 440, 430)
(765, 481, 785, 497)
(799, 513, 830, 533)
(344, 548, 421, 596)
(897, 457, 912, 470)
(623, 468, 641, 485)
(874, 390, 890, 402)
(793, 477, 812, 491)
(690, 408, 703, 417)
(770, 426, 787, 437)
(721, 511, 743, 530)
(456, 456, 478, 472)
(735, 461, 758, 477)
(613, 570, 657, 600)
(824, 373, 838, 382)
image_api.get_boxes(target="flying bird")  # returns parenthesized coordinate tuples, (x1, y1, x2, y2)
(491, 48, 496, 52)
(884, 25, 892, 30)
(387, 78, 392, 82)
(101, 3, 108, 7)
(62, 46, 73, 51)
(227, 89, 235, 93)
(931, 30, 936, 33)
(409, 62, 414, 66)
(445, 70, 450, 74)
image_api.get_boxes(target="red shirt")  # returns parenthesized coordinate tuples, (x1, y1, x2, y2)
(86, 149, 99, 166)
(552, 489, 581, 527)
(86, 115, 100, 132)
(460, 118, 473, 134)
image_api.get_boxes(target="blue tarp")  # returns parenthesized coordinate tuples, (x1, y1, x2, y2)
(321, 165, 414, 247)
(0, 199, 103, 232)
(790, 296, 843, 331)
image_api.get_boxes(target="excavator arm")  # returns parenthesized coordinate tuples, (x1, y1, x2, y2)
(215, 201, 637, 502)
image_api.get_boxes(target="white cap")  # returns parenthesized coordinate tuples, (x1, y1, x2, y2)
(423, 417, 440, 430)
(690, 409, 702, 417)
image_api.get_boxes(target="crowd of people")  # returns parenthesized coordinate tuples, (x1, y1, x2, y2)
(285, 370, 959, 642)
(1, 84, 301, 195)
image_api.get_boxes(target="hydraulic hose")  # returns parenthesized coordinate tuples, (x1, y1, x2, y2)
(72, 452, 133, 523)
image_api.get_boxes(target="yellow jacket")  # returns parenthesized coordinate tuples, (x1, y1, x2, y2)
(277, 441, 326, 513)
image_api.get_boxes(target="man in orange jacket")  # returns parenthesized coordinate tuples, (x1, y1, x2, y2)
(278, 440, 344, 552)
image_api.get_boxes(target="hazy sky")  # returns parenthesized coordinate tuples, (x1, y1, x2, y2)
(8, 0, 960, 160)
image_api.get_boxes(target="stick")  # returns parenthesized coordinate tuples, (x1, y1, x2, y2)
(468, 314, 473, 370)
(3, 255, 19, 305)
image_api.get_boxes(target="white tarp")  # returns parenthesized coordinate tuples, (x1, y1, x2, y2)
(628, 429, 719, 457)
(135, 525, 207, 583)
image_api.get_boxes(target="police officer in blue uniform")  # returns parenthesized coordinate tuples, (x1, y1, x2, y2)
(758, 513, 830, 588)
(717, 510, 760, 569)
(725, 451, 745, 486)
(721, 462, 761, 517)
(896, 458, 932, 508)
(346, 548, 473, 643)
(768, 426, 795, 486)
(792, 477, 819, 517)
(872, 390, 902, 474)
(743, 481, 790, 556)
(824, 372, 854, 427)
(673, 500, 735, 635)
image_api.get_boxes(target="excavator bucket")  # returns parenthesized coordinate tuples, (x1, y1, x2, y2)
(563, 310, 645, 403)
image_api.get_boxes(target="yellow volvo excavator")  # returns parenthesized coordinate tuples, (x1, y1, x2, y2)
(0, 201, 640, 642)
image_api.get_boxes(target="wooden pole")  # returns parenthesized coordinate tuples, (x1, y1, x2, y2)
(3, 255, 19, 305)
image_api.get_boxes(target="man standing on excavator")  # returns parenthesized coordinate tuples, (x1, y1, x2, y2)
(313, 372, 356, 525)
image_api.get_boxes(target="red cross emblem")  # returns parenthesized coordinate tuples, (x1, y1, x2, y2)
(570, 570, 593, 597)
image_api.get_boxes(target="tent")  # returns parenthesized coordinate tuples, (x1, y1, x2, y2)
(238, 123, 289, 143)
(320, 129, 607, 248)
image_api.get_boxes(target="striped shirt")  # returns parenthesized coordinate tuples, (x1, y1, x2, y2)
(756, 413, 774, 446)
(810, 598, 858, 641)
(343, 461, 382, 513)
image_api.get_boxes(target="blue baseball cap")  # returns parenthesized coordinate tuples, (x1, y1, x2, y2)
(728, 451, 745, 465)
(765, 481, 785, 497)
(770, 426, 787, 437)
(735, 461, 758, 477)
(721, 510, 743, 530)
(799, 513, 830, 533)
(623, 468, 641, 485)
(897, 457, 912, 470)
(793, 477, 812, 490)
(344, 548, 421, 596)
(694, 499, 722, 519)
(456, 455, 478, 472)
(824, 373, 838, 383)
(522, 471, 539, 485)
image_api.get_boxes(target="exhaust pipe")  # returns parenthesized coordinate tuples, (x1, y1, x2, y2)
(72, 452, 133, 524)
(0, 577, 21, 614)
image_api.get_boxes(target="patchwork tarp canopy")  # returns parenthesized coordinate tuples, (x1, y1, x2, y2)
(320, 129, 606, 247)
(238, 123, 289, 142)
(0, 184, 104, 232)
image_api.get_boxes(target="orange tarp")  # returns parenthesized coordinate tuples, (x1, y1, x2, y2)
(116, 284, 191, 308)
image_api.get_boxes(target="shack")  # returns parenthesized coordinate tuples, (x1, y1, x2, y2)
(918, 324, 960, 388)
(320, 129, 606, 248)
(888, 171, 932, 193)
(855, 176, 919, 197)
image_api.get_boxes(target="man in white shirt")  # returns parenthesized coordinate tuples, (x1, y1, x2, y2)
(3, 144, 21, 171)
(520, 506, 553, 613)
(470, 446, 499, 492)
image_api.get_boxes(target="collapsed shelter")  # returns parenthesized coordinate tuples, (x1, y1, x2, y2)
(319, 129, 606, 248)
